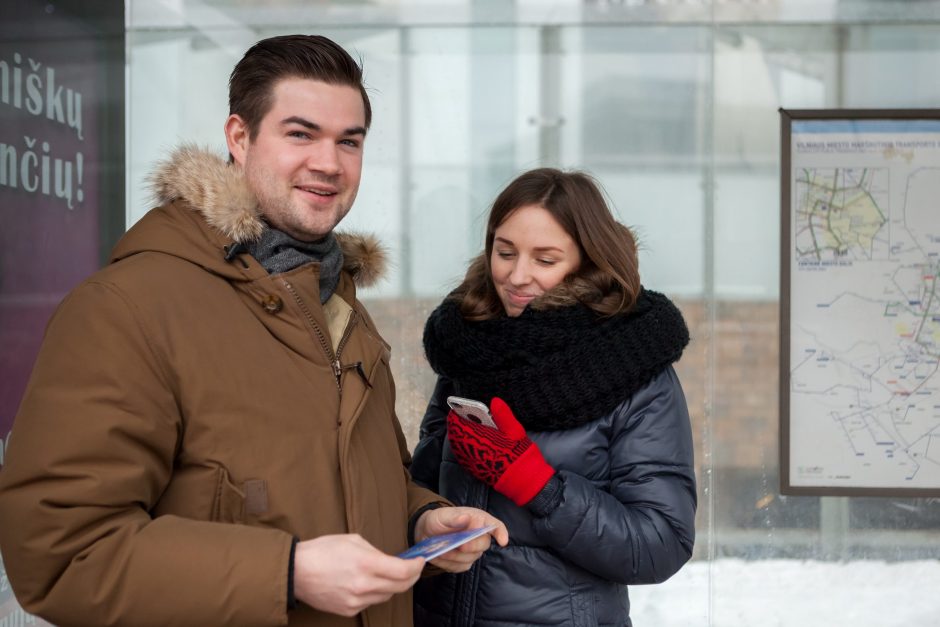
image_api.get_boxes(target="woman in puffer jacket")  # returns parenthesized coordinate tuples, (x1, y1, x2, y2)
(410, 168, 697, 627)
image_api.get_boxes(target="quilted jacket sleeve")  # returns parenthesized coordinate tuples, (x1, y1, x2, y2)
(0, 281, 294, 627)
(408, 376, 454, 494)
(388, 379, 452, 521)
(531, 367, 697, 584)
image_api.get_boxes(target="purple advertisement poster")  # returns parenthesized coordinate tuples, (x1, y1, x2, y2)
(1, 1, 124, 621)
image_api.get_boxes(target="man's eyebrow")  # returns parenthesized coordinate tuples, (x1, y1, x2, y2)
(281, 116, 319, 131)
(343, 125, 368, 137)
(281, 116, 366, 136)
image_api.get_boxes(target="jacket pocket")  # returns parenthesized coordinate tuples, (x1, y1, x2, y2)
(152, 463, 245, 524)
(571, 588, 598, 627)
(212, 466, 246, 523)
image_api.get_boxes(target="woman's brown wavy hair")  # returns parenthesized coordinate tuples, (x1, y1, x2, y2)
(452, 168, 641, 320)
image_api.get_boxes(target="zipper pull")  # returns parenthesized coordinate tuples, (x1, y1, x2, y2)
(354, 362, 373, 389)
(333, 360, 374, 389)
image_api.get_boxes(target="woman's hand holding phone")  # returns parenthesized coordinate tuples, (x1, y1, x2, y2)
(446, 396, 497, 428)
(445, 397, 555, 507)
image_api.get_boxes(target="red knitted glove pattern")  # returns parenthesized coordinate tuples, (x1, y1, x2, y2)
(446, 397, 555, 506)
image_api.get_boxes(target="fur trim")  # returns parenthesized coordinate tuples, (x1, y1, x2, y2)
(336, 232, 388, 288)
(146, 144, 387, 286)
(148, 144, 264, 242)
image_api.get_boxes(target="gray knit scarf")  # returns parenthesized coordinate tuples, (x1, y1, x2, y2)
(246, 228, 344, 304)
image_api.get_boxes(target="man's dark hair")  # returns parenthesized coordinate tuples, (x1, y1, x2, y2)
(228, 34, 372, 139)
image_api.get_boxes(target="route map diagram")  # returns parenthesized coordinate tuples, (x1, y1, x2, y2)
(788, 119, 940, 491)
(794, 167, 889, 262)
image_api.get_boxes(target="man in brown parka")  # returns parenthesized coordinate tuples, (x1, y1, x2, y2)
(0, 34, 507, 627)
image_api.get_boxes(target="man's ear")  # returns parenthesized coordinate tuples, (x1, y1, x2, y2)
(224, 114, 250, 166)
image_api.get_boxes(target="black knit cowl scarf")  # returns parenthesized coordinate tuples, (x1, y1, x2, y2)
(422, 288, 690, 431)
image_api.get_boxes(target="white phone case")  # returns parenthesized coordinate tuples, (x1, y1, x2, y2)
(446, 395, 497, 428)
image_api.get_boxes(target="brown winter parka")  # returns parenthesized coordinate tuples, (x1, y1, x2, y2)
(0, 146, 445, 627)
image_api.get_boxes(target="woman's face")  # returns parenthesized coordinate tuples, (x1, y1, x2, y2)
(490, 204, 582, 317)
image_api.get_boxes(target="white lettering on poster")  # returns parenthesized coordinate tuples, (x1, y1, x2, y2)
(0, 138, 83, 208)
(0, 53, 82, 138)
(0, 51, 86, 209)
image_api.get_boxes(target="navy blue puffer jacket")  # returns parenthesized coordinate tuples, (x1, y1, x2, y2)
(410, 367, 697, 627)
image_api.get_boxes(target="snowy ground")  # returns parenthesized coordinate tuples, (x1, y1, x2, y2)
(630, 558, 940, 627)
(3, 558, 939, 626)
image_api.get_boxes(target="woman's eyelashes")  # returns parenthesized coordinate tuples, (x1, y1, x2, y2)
(496, 250, 558, 266)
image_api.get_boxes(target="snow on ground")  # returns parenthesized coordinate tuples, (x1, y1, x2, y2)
(630, 558, 940, 627)
(3, 558, 939, 625)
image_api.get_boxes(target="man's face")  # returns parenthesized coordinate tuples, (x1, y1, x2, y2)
(226, 78, 367, 241)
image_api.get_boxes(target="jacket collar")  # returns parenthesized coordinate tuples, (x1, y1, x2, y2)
(143, 144, 387, 288)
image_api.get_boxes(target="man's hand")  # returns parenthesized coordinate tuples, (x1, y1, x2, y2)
(413, 507, 509, 573)
(293, 534, 425, 617)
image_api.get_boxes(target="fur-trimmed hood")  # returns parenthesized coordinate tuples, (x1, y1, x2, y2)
(112, 144, 387, 287)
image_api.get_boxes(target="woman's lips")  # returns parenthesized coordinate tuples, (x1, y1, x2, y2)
(506, 290, 536, 305)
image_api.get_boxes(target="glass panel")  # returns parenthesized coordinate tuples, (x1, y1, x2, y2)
(568, 25, 710, 297)
(710, 19, 940, 627)
(116, 3, 940, 627)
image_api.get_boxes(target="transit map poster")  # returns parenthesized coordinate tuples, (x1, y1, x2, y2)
(780, 109, 940, 496)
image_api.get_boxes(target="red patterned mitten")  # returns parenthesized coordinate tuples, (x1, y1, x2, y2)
(446, 397, 555, 506)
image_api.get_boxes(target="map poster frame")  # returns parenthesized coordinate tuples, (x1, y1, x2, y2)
(780, 108, 940, 497)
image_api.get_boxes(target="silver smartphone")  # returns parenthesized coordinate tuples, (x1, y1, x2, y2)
(446, 395, 497, 428)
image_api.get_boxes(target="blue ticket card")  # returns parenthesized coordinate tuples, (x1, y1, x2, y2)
(397, 524, 498, 561)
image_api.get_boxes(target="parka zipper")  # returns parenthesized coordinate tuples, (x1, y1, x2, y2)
(334, 313, 358, 374)
(281, 279, 360, 391)
(455, 481, 490, 627)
